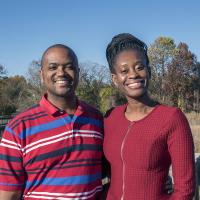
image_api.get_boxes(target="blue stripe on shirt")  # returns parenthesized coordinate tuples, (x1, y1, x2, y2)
(0, 182, 23, 186)
(25, 172, 101, 189)
(5, 127, 16, 136)
(18, 116, 102, 139)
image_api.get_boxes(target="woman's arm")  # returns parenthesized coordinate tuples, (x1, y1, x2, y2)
(167, 109, 195, 200)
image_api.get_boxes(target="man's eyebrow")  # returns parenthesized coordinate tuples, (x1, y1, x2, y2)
(49, 62, 57, 64)
(48, 61, 74, 66)
(64, 62, 73, 65)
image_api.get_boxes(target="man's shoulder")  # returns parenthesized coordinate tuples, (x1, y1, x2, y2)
(7, 103, 45, 127)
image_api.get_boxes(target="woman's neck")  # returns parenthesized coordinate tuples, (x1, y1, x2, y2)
(125, 95, 158, 121)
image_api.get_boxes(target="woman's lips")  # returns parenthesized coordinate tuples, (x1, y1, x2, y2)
(126, 81, 145, 89)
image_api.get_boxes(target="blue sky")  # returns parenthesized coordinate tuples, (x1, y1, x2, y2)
(0, 0, 200, 76)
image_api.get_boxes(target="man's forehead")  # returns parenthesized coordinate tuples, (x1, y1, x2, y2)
(44, 47, 74, 61)
(41, 45, 78, 67)
(46, 47, 70, 56)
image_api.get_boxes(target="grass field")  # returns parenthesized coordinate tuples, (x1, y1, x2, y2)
(186, 112, 200, 153)
(185, 113, 200, 200)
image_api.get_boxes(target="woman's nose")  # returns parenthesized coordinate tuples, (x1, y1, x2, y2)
(128, 68, 138, 78)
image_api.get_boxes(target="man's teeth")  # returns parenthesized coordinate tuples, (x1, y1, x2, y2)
(56, 80, 73, 85)
(57, 80, 67, 84)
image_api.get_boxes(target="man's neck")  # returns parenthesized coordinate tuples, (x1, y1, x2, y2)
(46, 93, 78, 115)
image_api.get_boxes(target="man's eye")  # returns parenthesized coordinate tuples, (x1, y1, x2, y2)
(64, 65, 73, 70)
(49, 64, 57, 70)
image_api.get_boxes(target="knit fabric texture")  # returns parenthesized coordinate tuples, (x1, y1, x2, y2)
(103, 104, 195, 200)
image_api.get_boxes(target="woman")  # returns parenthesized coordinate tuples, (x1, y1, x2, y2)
(103, 33, 195, 199)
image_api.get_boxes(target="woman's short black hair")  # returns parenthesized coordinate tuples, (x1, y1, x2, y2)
(106, 33, 149, 73)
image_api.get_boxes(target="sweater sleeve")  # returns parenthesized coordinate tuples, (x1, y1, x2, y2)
(167, 108, 195, 200)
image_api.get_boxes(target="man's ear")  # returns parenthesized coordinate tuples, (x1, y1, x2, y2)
(111, 73, 118, 88)
(40, 68, 44, 84)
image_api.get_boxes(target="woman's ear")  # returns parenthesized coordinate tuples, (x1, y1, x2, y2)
(111, 73, 118, 88)
(148, 66, 151, 79)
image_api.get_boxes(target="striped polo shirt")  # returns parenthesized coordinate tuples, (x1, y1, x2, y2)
(0, 95, 103, 200)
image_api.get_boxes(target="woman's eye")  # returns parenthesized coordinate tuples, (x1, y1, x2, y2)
(136, 65, 145, 71)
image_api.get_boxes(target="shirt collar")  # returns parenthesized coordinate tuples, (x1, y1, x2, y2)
(39, 94, 84, 116)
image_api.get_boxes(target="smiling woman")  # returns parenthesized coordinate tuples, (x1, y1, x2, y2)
(111, 49, 150, 103)
(103, 33, 196, 200)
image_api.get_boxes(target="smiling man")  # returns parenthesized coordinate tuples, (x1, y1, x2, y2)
(0, 44, 104, 200)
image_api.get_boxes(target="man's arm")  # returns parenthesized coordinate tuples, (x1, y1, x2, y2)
(0, 190, 22, 200)
(100, 155, 111, 200)
(0, 123, 25, 199)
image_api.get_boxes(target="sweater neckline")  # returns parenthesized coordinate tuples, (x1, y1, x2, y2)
(122, 104, 161, 123)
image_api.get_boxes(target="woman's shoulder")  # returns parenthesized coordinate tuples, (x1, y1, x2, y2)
(157, 104, 187, 124)
(157, 104, 182, 114)
(104, 104, 126, 119)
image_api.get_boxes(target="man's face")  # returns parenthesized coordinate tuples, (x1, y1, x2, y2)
(40, 47, 79, 100)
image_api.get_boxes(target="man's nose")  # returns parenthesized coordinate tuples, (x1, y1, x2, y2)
(57, 66, 65, 75)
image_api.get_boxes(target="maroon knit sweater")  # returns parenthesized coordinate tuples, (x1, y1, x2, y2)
(103, 104, 195, 200)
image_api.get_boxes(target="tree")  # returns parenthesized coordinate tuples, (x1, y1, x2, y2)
(165, 43, 199, 111)
(26, 60, 43, 104)
(0, 65, 7, 79)
(193, 62, 200, 112)
(148, 37, 176, 102)
(77, 61, 110, 111)
(0, 65, 9, 114)
(148, 37, 200, 112)
(0, 75, 31, 115)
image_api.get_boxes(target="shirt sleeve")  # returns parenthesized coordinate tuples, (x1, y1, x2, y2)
(0, 122, 25, 191)
(167, 108, 195, 200)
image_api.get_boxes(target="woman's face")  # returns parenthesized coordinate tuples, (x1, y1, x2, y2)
(112, 49, 150, 100)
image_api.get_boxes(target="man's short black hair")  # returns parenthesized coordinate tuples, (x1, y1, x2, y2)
(106, 33, 149, 73)
(41, 44, 78, 68)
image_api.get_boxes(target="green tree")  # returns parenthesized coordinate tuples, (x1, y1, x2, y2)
(0, 65, 7, 79)
(0, 75, 31, 115)
(76, 61, 110, 111)
(148, 37, 176, 102)
(165, 43, 199, 111)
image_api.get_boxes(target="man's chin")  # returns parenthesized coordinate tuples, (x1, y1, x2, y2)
(48, 90, 74, 98)
(57, 92, 74, 98)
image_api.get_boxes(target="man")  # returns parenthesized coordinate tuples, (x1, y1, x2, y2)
(0, 44, 104, 199)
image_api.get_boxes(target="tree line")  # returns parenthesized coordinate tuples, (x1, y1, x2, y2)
(0, 36, 200, 115)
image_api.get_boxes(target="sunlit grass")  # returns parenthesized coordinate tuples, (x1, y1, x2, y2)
(186, 112, 200, 153)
